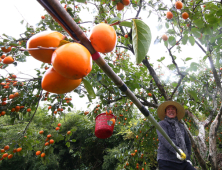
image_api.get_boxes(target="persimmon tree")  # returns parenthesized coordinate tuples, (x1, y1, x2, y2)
(0, 0, 222, 170)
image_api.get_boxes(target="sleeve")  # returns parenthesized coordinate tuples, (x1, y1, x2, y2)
(156, 121, 178, 154)
(184, 126, 191, 160)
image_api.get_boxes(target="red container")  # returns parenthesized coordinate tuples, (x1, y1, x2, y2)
(95, 113, 116, 139)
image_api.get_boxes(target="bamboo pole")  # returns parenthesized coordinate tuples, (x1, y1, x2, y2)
(37, 0, 182, 156)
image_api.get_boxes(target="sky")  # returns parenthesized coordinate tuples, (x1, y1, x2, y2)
(0, 1, 206, 111)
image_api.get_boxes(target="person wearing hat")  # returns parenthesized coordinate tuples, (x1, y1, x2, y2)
(156, 101, 196, 170)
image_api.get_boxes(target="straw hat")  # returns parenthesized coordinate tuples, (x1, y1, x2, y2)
(157, 101, 185, 120)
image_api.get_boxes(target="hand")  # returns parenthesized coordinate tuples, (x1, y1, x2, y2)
(187, 160, 192, 165)
(176, 149, 186, 161)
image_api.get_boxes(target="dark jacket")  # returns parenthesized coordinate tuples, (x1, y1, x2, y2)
(156, 120, 191, 163)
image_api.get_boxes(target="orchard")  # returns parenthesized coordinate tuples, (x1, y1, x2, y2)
(0, 0, 222, 170)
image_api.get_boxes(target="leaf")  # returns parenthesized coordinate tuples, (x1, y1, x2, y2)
(168, 36, 176, 46)
(120, 21, 132, 28)
(83, 78, 96, 99)
(58, 40, 70, 47)
(182, 35, 188, 45)
(189, 62, 200, 71)
(108, 17, 121, 24)
(172, 82, 178, 87)
(66, 142, 70, 148)
(188, 90, 198, 101)
(185, 57, 192, 61)
(188, 36, 195, 46)
(165, 22, 169, 28)
(97, 73, 102, 81)
(157, 57, 165, 62)
(191, 28, 201, 39)
(132, 19, 152, 64)
(76, 0, 86, 2)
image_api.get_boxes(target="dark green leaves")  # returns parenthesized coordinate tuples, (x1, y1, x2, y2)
(82, 78, 96, 99)
(132, 19, 152, 64)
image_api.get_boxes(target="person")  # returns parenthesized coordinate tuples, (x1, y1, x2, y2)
(156, 101, 196, 170)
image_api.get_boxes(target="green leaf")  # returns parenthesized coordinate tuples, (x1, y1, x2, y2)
(120, 21, 132, 28)
(66, 142, 70, 148)
(193, 20, 204, 28)
(76, 0, 86, 2)
(191, 28, 201, 39)
(157, 57, 165, 62)
(165, 22, 169, 28)
(132, 19, 151, 64)
(189, 62, 199, 71)
(182, 35, 188, 45)
(97, 73, 102, 81)
(109, 17, 121, 24)
(82, 78, 96, 99)
(172, 82, 178, 87)
(188, 36, 195, 46)
(188, 90, 198, 101)
(168, 36, 176, 46)
(185, 57, 192, 61)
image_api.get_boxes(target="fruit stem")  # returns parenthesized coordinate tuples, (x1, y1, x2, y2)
(20, 46, 57, 51)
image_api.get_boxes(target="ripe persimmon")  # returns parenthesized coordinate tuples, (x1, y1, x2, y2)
(90, 23, 117, 53)
(39, 130, 44, 134)
(49, 139, 54, 144)
(122, 0, 130, 6)
(175, 1, 183, 9)
(27, 108, 31, 112)
(148, 93, 152, 97)
(162, 35, 168, 41)
(4, 145, 9, 150)
(182, 12, 189, 19)
(8, 154, 13, 159)
(27, 31, 65, 63)
(3, 56, 14, 64)
(110, 118, 116, 126)
(41, 67, 82, 94)
(2, 153, 8, 158)
(16, 148, 22, 152)
(116, 2, 124, 11)
(1, 46, 12, 53)
(124, 34, 128, 38)
(36, 151, 41, 155)
(52, 43, 91, 80)
(1, 55, 6, 59)
(41, 153, 45, 157)
(47, 134, 52, 138)
(166, 11, 173, 19)
(45, 142, 49, 146)
(0, 149, 5, 153)
(55, 127, 60, 131)
(57, 123, 61, 127)
(67, 131, 71, 135)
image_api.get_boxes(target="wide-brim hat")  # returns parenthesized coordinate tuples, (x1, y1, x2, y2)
(157, 101, 185, 120)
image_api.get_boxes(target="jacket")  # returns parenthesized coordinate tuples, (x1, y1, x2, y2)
(156, 120, 191, 163)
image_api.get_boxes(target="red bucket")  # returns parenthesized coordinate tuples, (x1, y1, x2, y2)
(95, 113, 116, 139)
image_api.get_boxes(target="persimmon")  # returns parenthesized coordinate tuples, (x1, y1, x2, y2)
(1, 55, 6, 59)
(3, 56, 14, 64)
(27, 31, 65, 63)
(15, 106, 20, 112)
(57, 123, 61, 127)
(166, 11, 173, 19)
(55, 127, 60, 131)
(148, 93, 152, 97)
(8, 154, 13, 159)
(67, 131, 71, 135)
(124, 34, 128, 38)
(4, 145, 9, 150)
(27, 108, 31, 112)
(1, 111, 6, 116)
(162, 34, 168, 41)
(9, 94, 14, 99)
(116, 2, 124, 11)
(0, 149, 5, 153)
(110, 118, 116, 126)
(51, 42, 92, 80)
(49, 139, 54, 144)
(2, 153, 8, 158)
(41, 67, 82, 94)
(1, 46, 12, 53)
(14, 92, 19, 97)
(47, 134, 52, 138)
(13, 149, 17, 153)
(122, 0, 130, 6)
(39, 130, 44, 134)
(175, 1, 183, 9)
(41, 153, 45, 157)
(90, 23, 117, 53)
(84, 111, 89, 115)
(182, 12, 189, 19)
(45, 142, 49, 146)
(41, 16, 45, 19)
(17, 148, 22, 152)
(48, 106, 52, 109)
(36, 151, 41, 156)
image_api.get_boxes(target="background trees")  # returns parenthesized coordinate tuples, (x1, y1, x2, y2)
(0, 0, 222, 169)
